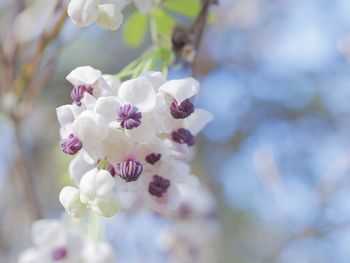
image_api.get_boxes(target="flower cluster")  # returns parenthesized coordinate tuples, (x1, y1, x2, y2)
(18, 219, 116, 263)
(68, 0, 160, 30)
(58, 66, 213, 217)
(156, 184, 220, 263)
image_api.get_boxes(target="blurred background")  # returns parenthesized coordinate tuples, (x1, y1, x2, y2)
(2, 0, 350, 262)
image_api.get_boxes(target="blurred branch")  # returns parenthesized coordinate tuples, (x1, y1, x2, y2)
(1, 0, 68, 221)
(191, 0, 218, 77)
(12, 2, 67, 119)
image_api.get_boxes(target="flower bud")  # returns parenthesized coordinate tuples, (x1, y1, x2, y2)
(171, 128, 195, 146)
(117, 104, 142, 129)
(60, 133, 83, 155)
(59, 186, 87, 218)
(170, 99, 194, 119)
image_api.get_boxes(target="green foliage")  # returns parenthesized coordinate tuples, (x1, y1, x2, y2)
(153, 8, 176, 40)
(162, 0, 201, 18)
(123, 12, 149, 48)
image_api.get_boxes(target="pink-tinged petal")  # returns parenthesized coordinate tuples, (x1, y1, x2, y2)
(160, 78, 199, 104)
(118, 76, 156, 112)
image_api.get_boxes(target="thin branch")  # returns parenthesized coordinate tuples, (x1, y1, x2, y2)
(191, 0, 218, 77)
(12, 2, 67, 107)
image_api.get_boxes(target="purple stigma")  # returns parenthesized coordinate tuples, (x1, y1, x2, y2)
(117, 104, 142, 129)
(170, 99, 194, 119)
(145, 153, 162, 165)
(60, 133, 82, 155)
(71, 85, 93, 106)
(148, 175, 171, 198)
(116, 159, 143, 182)
(171, 128, 195, 146)
(51, 247, 67, 261)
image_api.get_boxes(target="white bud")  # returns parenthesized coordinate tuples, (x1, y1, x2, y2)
(59, 186, 87, 218)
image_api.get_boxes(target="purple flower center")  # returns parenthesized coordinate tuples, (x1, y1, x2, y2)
(170, 99, 194, 119)
(60, 133, 82, 155)
(51, 247, 67, 261)
(117, 104, 142, 129)
(171, 128, 195, 146)
(71, 85, 93, 106)
(116, 159, 143, 182)
(145, 153, 162, 165)
(148, 175, 171, 198)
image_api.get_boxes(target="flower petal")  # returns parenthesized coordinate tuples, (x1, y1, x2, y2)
(56, 105, 74, 134)
(160, 78, 199, 104)
(118, 76, 156, 112)
(141, 71, 166, 91)
(67, 0, 99, 27)
(59, 186, 87, 218)
(66, 66, 102, 87)
(31, 220, 66, 247)
(125, 112, 158, 142)
(72, 111, 108, 145)
(102, 74, 121, 96)
(94, 96, 121, 123)
(97, 4, 123, 31)
(183, 108, 213, 135)
(69, 153, 95, 185)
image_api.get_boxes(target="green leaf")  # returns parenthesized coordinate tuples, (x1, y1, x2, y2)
(153, 9, 176, 39)
(123, 12, 148, 48)
(163, 0, 201, 18)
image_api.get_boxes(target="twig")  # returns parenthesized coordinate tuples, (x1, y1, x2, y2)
(12, 2, 67, 108)
(12, 120, 41, 220)
(191, 1, 217, 77)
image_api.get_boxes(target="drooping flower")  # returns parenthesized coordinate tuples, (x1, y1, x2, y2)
(18, 219, 116, 263)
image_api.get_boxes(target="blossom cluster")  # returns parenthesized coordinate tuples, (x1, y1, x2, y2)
(57, 66, 213, 218)
(18, 219, 116, 263)
(68, 0, 160, 30)
(157, 184, 220, 263)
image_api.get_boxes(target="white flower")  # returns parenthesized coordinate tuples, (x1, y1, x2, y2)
(79, 168, 118, 217)
(142, 160, 197, 211)
(66, 66, 109, 99)
(18, 219, 85, 262)
(18, 219, 116, 263)
(68, 0, 127, 30)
